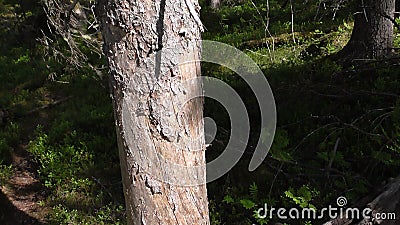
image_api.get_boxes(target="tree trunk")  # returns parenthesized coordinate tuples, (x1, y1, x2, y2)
(210, 0, 221, 9)
(97, 0, 210, 224)
(342, 0, 395, 59)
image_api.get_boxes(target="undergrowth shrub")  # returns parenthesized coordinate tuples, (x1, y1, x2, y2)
(28, 127, 93, 188)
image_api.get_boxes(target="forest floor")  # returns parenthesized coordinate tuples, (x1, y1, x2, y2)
(0, 104, 52, 224)
(0, 143, 49, 224)
(1, 1, 400, 224)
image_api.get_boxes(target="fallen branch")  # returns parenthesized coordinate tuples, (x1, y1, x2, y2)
(26, 96, 73, 115)
(324, 175, 400, 225)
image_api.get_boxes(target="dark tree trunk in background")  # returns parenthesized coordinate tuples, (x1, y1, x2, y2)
(342, 0, 395, 59)
(97, 0, 210, 224)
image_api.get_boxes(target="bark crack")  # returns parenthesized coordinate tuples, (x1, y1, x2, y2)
(155, 0, 166, 78)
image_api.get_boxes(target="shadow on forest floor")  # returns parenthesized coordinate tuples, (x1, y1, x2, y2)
(0, 144, 49, 225)
(0, 188, 44, 225)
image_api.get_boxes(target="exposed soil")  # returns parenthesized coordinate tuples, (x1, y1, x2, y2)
(0, 145, 49, 225)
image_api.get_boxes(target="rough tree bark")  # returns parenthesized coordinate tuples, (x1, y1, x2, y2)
(341, 0, 395, 59)
(97, 0, 210, 224)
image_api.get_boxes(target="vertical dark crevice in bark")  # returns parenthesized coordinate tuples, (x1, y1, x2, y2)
(155, 0, 166, 78)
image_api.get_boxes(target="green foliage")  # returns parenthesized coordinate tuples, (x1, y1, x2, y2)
(284, 185, 318, 209)
(249, 182, 258, 199)
(209, 200, 223, 225)
(0, 139, 12, 165)
(48, 203, 124, 225)
(252, 210, 269, 225)
(28, 128, 93, 188)
(0, 164, 13, 186)
(239, 199, 256, 209)
(222, 195, 235, 204)
(218, 183, 261, 224)
(205, 3, 400, 224)
(23, 73, 124, 224)
(0, 4, 123, 222)
(269, 128, 291, 162)
(0, 122, 21, 164)
(1, 0, 399, 224)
